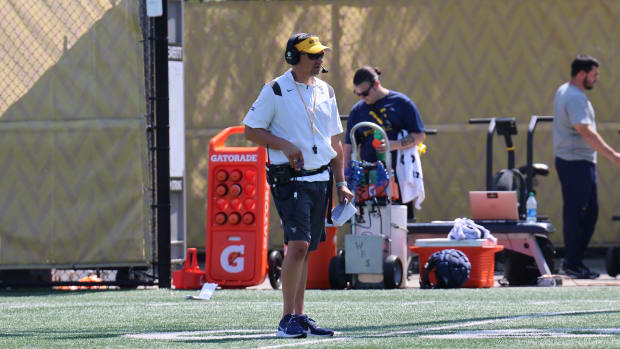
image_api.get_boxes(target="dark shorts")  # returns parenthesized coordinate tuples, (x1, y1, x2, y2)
(271, 180, 328, 251)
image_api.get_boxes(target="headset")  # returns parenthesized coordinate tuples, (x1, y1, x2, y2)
(285, 33, 329, 73)
(285, 33, 310, 65)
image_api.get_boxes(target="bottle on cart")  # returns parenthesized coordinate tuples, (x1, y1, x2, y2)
(373, 129, 386, 163)
(369, 169, 377, 185)
(526, 192, 537, 223)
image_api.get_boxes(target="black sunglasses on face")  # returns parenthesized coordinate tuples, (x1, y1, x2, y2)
(303, 52, 324, 60)
(354, 84, 374, 97)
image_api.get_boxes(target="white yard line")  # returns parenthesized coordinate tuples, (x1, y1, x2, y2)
(125, 329, 273, 341)
(421, 328, 614, 339)
(250, 308, 619, 349)
(249, 337, 352, 349)
(123, 308, 620, 348)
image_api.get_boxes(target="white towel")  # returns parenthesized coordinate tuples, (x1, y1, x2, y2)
(448, 218, 497, 243)
(396, 130, 425, 209)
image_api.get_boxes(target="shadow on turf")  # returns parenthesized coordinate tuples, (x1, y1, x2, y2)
(331, 309, 620, 335)
(0, 330, 123, 341)
(0, 289, 126, 297)
(7, 311, 617, 344)
(117, 309, 620, 344)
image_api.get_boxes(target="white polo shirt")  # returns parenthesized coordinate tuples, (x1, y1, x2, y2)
(243, 70, 343, 181)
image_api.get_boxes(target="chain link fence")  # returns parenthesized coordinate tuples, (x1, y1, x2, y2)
(0, 0, 156, 287)
(0, 2, 114, 117)
(184, 0, 620, 251)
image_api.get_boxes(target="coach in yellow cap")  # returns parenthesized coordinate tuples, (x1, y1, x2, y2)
(243, 33, 353, 338)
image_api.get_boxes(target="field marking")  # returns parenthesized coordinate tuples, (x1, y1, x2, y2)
(122, 308, 620, 348)
(421, 328, 617, 339)
(125, 329, 274, 341)
(251, 337, 352, 349)
(250, 308, 620, 349)
(365, 308, 619, 338)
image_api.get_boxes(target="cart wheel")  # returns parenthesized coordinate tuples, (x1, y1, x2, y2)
(328, 254, 347, 289)
(504, 236, 556, 286)
(605, 247, 620, 277)
(383, 255, 403, 289)
(267, 250, 282, 289)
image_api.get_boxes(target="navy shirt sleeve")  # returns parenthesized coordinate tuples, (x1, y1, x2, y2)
(402, 95, 425, 134)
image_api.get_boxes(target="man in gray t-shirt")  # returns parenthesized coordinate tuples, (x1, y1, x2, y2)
(553, 55, 620, 279)
(553, 82, 597, 162)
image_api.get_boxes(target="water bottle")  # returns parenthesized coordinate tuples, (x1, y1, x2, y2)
(526, 192, 537, 223)
(373, 129, 386, 163)
(369, 169, 377, 185)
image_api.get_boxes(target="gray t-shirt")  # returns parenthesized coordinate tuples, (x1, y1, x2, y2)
(553, 82, 597, 163)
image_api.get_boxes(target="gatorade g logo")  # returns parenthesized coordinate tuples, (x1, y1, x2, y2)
(220, 245, 245, 273)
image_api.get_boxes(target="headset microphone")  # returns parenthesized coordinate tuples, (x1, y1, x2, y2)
(321, 66, 329, 74)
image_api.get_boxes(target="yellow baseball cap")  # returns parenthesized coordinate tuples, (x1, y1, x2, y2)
(294, 36, 329, 54)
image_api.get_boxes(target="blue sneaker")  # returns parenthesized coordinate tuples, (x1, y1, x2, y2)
(296, 314, 334, 337)
(276, 314, 307, 338)
(562, 261, 600, 280)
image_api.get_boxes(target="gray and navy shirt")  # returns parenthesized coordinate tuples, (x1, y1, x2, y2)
(553, 82, 597, 163)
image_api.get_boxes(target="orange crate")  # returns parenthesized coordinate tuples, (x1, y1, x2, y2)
(410, 244, 504, 288)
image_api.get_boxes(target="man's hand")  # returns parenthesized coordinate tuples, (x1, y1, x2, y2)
(337, 185, 354, 204)
(574, 123, 620, 167)
(245, 126, 304, 170)
(373, 139, 389, 153)
(281, 142, 304, 171)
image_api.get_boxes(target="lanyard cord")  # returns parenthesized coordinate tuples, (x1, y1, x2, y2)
(294, 80, 317, 135)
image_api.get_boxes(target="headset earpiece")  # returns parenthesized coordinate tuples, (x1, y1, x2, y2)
(284, 33, 309, 65)
(285, 45, 299, 65)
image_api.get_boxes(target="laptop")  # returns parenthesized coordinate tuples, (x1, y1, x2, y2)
(469, 191, 519, 223)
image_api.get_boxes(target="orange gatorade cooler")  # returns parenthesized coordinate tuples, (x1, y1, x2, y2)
(205, 126, 270, 288)
(306, 226, 338, 289)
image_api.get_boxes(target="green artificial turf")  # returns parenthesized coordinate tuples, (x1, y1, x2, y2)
(1, 286, 619, 348)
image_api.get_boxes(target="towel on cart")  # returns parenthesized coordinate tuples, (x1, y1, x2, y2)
(396, 130, 425, 209)
(448, 218, 497, 243)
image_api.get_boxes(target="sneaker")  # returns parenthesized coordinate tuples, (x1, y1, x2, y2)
(276, 314, 307, 338)
(296, 314, 334, 337)
(563, 264, 599, 279)
(578, 264, 600, 279)
(563, 264, 588, 279)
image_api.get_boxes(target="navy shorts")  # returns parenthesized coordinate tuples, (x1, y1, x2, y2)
(272, 180, 328, 251)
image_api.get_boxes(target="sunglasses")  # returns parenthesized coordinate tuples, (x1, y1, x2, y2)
(303, 52, 324, 60)
(354, 84, 374, 97)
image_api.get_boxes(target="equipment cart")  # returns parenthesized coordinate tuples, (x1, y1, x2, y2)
(329, 122, 408, 289)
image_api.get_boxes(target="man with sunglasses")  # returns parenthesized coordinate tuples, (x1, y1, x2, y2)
(244, 33, 353, 338)
(344, 66, 426, 219)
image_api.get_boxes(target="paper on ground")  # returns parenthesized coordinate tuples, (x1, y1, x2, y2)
(185, 283, 218, 300)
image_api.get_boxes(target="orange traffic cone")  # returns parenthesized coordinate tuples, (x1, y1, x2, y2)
(173, 248, 206, 289)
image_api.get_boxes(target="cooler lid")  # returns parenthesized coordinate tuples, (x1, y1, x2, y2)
(414, 238, 492, 247)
